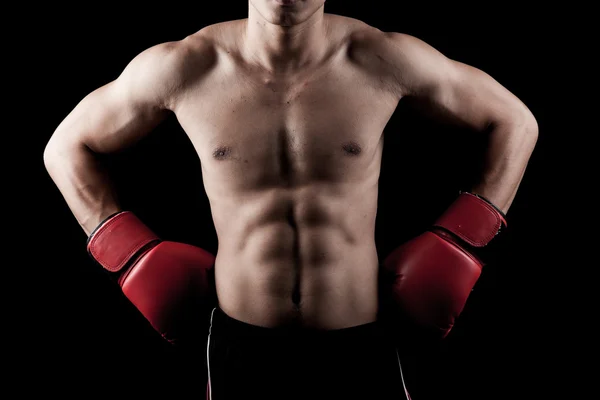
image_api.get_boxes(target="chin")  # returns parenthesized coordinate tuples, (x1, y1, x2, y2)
(252, 0, 325, 27)
(273, 14, 301, 27)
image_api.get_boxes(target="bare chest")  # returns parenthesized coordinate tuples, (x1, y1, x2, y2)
(174, 65, 398, 188)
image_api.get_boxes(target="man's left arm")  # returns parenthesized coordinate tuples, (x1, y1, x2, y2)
(383, 32, 539, 212)
(377, 32, 538, 337)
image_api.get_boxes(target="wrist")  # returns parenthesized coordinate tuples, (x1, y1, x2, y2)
(83, 208, 123, 237)
(434, 191, 506, 248)
(86, 211, 160, 273)
(466, 185, 511, 215)
(461, 191, 506, 220)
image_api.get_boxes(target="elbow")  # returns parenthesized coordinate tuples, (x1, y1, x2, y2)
(513, 102, 539, 141)
(518, 109, 539, 156)
(521, 108, 539, 144)
(43, 132, 82, 178)
(495, 106, 539, 153)
(43, 136, 61, 177)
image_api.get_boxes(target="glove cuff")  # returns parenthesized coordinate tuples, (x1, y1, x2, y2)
(87, 211, 160, 272)
(433, 192, 507, 248)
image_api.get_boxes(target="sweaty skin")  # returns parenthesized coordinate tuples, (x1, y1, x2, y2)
(44, 0, 538, 329)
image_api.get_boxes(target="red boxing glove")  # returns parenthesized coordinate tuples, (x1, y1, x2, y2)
(382, 192, 506, 337)
(87, 211, 216, 345)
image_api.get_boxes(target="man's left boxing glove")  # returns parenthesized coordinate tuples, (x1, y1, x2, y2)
(382, 192, 506, 338)
(87, 211, 217, 345)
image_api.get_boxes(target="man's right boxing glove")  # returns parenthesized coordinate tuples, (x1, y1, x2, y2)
(87, 211, 217, 345)
(381, 192, 506, 338)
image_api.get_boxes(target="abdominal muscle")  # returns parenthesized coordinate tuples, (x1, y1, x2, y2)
(211, 183, 380, 330)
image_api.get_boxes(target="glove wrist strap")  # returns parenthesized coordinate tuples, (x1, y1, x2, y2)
(86, 211, 160, 272)
(433, 192, 507, 248)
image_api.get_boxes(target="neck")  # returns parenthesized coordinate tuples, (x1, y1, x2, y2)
(245, 5, 327, 73)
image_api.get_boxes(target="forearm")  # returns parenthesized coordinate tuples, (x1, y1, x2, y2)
(469, 118, 538, 214)
(44, 140, 121, 236)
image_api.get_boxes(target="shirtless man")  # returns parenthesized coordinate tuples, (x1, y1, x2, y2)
(43, 1, 538, 399)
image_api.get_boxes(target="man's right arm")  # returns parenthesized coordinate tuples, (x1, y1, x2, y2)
(43, 36, 218, 348)
(43, 40, 192, 235)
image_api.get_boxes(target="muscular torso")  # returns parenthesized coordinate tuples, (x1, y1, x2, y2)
(173, 17, 400, 328)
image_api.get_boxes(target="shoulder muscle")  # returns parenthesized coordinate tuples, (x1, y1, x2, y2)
(348, 29, 454, 97)
(110, 33, 217, 111)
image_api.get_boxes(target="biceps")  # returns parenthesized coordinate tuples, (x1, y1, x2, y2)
(424, 62, 522, 131)
(53, 81, 169, 153)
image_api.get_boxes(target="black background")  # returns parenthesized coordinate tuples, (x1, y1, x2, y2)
(19, 1, 577, 399)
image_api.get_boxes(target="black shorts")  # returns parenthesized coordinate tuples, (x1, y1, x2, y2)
(206, 308, 411, 400)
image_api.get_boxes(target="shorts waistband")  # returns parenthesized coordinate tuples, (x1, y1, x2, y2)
(209, 307, 386, 343)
